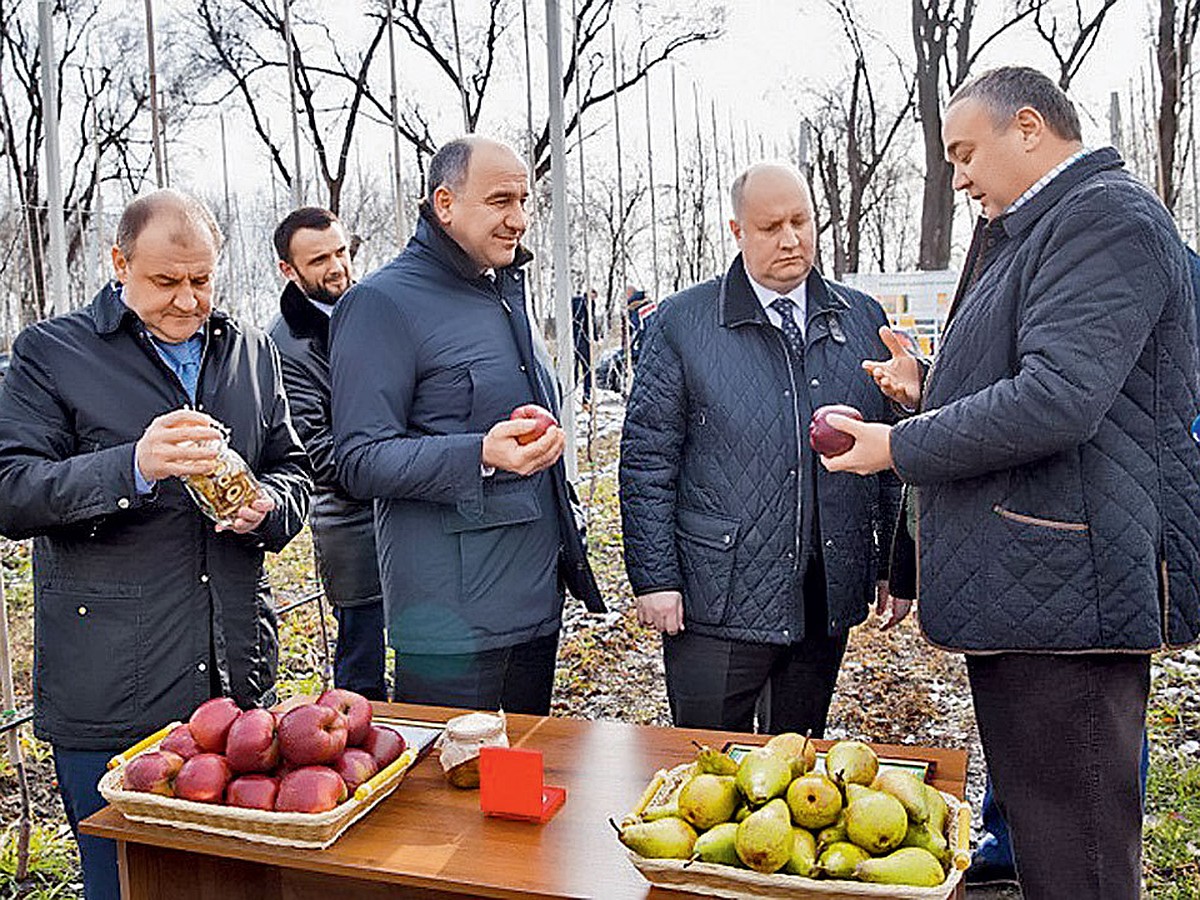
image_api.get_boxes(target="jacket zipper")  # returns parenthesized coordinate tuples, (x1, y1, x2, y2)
(771, 329, 803, 580)
(992, 504, 1088, 531)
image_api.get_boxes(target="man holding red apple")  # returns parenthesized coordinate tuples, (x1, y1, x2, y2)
(619, 162, 902, 737)
(823, 68, 1200, 900)
(330, 137, 604, 716)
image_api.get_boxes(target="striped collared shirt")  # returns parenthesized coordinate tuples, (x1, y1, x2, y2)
(1005, 148, 1091, 215)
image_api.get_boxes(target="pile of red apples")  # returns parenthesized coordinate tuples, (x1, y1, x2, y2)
(121, 689, 406, 814)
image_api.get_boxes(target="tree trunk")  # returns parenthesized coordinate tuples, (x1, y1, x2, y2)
(1158, 0, 1181, 209)
(913, 0, 955, 270)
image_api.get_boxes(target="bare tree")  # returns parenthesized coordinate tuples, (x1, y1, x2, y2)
(1154, 0, 1200, 210)
(1030, 0, 1121, 90)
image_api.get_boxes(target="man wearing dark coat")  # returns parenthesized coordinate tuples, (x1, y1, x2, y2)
(619, 162, 903, 737)
(0, 190, 311, 900)
(827, 67, 1200, 900)
(268, 207, 386, 699)
(330, 137, 603, 715)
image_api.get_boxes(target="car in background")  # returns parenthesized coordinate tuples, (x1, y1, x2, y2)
(594, 346, 628, 394)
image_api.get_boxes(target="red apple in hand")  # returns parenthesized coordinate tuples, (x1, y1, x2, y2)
(123, 751, 184, 796)
(275, 766, 349, 813)
(278, 703, 348, 766)
(317, 689, 373, 747)
(332, 748, 379, 794)
(174, 753, 232, 804)
(188, 697, 241, 753)
(160, 724, 201, 760)
(509, 404, 557, 445)
(225, 708, 281, 773)
(360, 725, 406, 770)
(810, 404, 863, 457)
(226, 774, 280, 810)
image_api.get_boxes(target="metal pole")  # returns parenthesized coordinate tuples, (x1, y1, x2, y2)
(543, 0, 578, 480)
(144, 0, 164, 187)
(449, 0, 471, 132)
(520, 0, 544, 325)
(0, 556, 32, 881)
(670, 67, 683, 291)
(612, 19, 630, 396)
(385, 0, 409, 243)
(712, 98, 727, 268)
(91, 73, 106, 294)
(282, 0, 304, 207)
(572, 0, 592, 417)
(37, 0, 69, 316)
(643, 52, 659, 303)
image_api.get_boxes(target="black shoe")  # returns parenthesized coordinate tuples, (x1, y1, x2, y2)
(965, 857, 1018, 887)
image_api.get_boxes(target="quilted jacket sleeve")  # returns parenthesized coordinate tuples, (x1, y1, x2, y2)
(620, 315, 688, 596)
(892, 190, 1175, 485)
(330, 282, 485, 507)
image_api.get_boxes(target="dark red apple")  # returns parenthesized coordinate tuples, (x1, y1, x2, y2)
(317, 689, 373, 747)
(332, 748, 379, 794)
(270, 693, 317, 727)
(225, 774, 280, 810)
(278, 703, 348, 766)
(174, 753, 232, 804)
(159, 724, 201, 760)
(809, 404, 864, 457)
(188, 697, 241, 753)
(275, 766, 349, 813)
(360, 725, 406, 770)
(225, 708, 281, 773)
(123, 751, 184, 796)
(509, 404, 557, 445)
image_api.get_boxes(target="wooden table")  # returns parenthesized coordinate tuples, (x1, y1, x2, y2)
(82, 704, 968, 900)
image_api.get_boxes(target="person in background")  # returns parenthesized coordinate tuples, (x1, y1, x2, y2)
(268, 207, 387, 699)
(0, 189, 311, 900)
(571, 287, 596, 409)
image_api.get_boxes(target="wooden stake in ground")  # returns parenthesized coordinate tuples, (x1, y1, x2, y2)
(0, 552, 32, 881)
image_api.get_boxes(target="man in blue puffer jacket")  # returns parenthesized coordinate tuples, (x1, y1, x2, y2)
(826, 67, 1200, 900)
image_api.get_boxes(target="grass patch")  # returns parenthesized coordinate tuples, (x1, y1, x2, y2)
(0, 822, 81, 899)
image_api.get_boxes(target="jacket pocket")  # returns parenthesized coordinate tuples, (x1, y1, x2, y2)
(35, 582, 142, 729)
(441, 488, 541, 533)
(992, 504, 1088, 532)
(675, 508, 740, 625)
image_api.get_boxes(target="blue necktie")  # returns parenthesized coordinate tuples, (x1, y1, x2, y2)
(177, 358, 200, 402)
(771, 297, 805, 360)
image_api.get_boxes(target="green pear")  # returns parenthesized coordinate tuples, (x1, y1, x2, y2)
(641, 801, 680, 821)
(735, 748, 792, 806)
(924, 784, 950, 835)
(764, 732, 816, 778)
(734, 803, 752, 822)
(901, 821, 950, 867)
(872, 769, 930, 824)
(616, 816, 697, 859)
(817, 841, 870, 879)
(855, 847, 946, 887)
(815, 812, 848, 849)
(677, 773, 740, 831)
(784, 827, 818, 877)
(824, 740, 879, 786)
(690, 822, 741, 866)
(734, 798, 794, 874)
(844, 791, 908, 855)
(785, 773, 843, 829)
(843, 782, 877, 805)
(693, 743, 739, 777)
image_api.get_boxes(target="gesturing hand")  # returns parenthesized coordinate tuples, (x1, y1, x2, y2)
(635, 590, 685, 635)
(862, 326, 922, 409)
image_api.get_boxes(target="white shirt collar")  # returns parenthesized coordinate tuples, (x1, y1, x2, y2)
(747, 272, 808, 334)
(307, 296, 336, 317)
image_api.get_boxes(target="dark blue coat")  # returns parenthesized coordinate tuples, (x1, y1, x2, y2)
(620, 257, 901, 644)
(891, 148, 1200, 652)
(330, 213, 602, 657)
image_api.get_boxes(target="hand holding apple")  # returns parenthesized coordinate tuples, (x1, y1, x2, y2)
(481, 416, 565, 477)
(818, 416, 895, 476)
(810, 405, 863, 457)
(509, 404, 558, 445)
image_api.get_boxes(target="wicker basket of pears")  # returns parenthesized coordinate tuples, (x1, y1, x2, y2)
(614, 735, 969, 899)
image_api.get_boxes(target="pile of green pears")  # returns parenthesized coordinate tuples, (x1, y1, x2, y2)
(615, 735, 953, 888)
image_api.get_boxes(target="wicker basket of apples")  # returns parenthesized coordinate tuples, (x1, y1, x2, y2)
(615, 736, 970, 900)
(99, 689, 416, 849)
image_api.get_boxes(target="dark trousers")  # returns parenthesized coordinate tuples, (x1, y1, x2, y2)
(393, 631, 559, 715)
(333, 600, 388, 701)
(574, 342, 592, 403)
(967, 652, 1150, 900)
(53, 747, 120, 900)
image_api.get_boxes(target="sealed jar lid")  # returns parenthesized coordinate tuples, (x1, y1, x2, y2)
(445, 711, 506, 742)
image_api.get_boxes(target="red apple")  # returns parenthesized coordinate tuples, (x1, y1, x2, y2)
(123, 751, 184, 796)
(278, 703, 348, 766)
(160, 724, 201, 760)
(509, 404, 557, 445)
(225, 774, 280, 810)
(809, 404, 864, 457)
(270, 693, 317, 727)
(317, 689, 373, 747)
(275, 766, 348, 813)
(360, 725, 406, 770)
(332, 748, 379, 794)
(174, 753, 232, 804)
(188, 697, 241, 753)
(225, 708, 281, 774)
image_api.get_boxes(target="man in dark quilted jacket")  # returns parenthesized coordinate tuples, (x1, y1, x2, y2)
(620, 162, 903, 737)
(825, 67, 1200, 900)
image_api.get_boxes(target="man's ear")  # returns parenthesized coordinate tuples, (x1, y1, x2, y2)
(1014, 106, 1045, 149)
(433, 185, 455, 225)
(111, 244, 129, 284)
(729, 218, 743, 245)
(278, 259, 297, 283)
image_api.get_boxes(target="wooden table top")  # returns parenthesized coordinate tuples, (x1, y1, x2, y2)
(82, 704, 969, 900)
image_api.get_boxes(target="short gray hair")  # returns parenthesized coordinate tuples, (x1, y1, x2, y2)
(949, 66, 1082, 142)
(116, 189, 224, 259)
(729, 163, 809, 220)
(426, 138, 475, 205)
